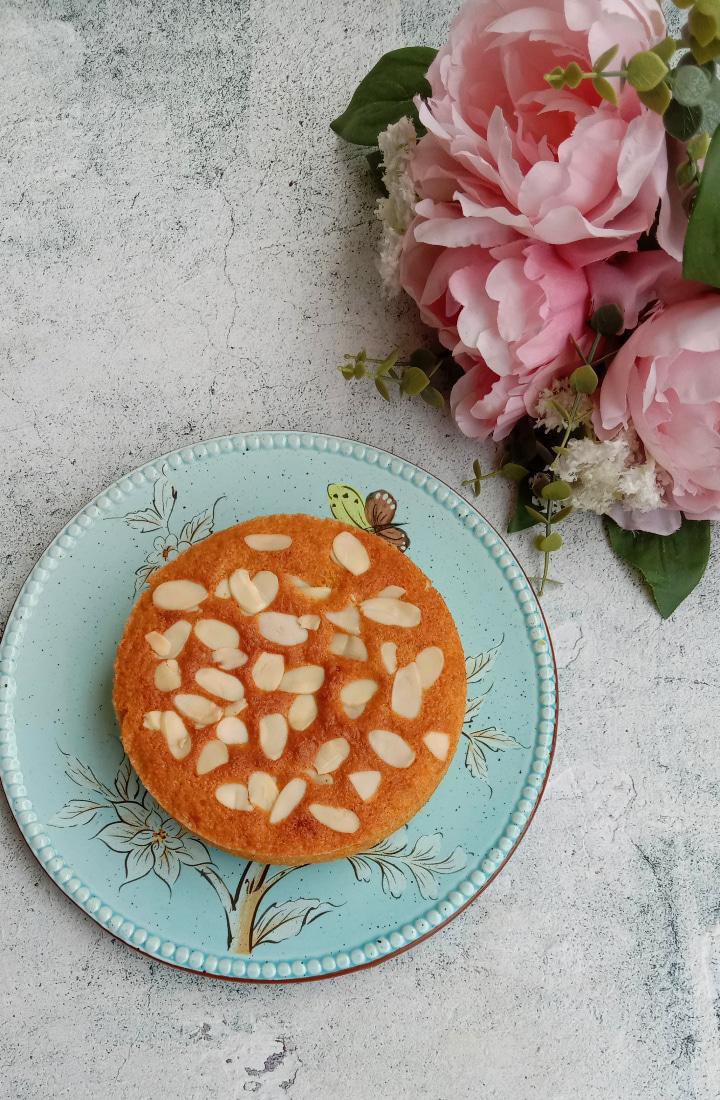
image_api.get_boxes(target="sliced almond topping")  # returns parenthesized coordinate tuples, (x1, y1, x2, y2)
(145, 620, 192, 659)
(196, 738, 229, 775)
(174, 693, 223, 728)
(391, 662, 422, 720)
(213, 647, 248, 670)
(380, 641, 398, 675)
(251, 652, 285, 691)
(377, 586, 406, 599)
(424, 731, 450, 760)
(269, 778, 307, 824)
(314, 737, 350, 774)
(229, 569, 279, 614)
(348, 770, 382, 802)
(288, 694, 318, 731)
(244, 533, 292, 551)
(416, 646, 445, 688)
(154, 659, 182, 693)
(223, 699, 248, 717)
(214, 578, 231, 599)
(216, 716, 249, 745)
(248, 771, 279, 811)
(280, 665, 325, 694)
(257, 611, 308, 646)
(308, 803, 360, 833)
(325, 605, 361, 635)
(145, 631, 172, 658)
(194, 667, 245, 702)
(215, 782, 252, 811)
(259, 713, 288, 760)
(160, 712, 192, 760)
(332, 531, 370, 576)
(360, 597, 421, 627)
(329, 633, 368, 661)
(194, 618, 240, 650)
(369, 729, 416, 768)
(340, 679, 378, 707)
(342, 702, 366, 720)
(143, 710, 162, 730)
(287, 575, 332, 601)
(298, 614, 321, 630)
(152, 580, 208, 611)
(304, 768, 333, 786)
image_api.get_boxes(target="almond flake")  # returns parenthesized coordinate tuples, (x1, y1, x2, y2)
(174, 693, 223, 728)
(194, 618, 240, 650)
(229, 569, 279, 614)
(152, 580, 208, 611)
(287, 575, 332, 601)
(143, 711, 162, 730)
(360, 598, 421, 627)
(342, 702, 366, 720)
(380, 641, 398, 675)
(391, 662, 422, 719)
(160, 711, 192, 760)
(196, 739, 229, 775)
(155, 659, 182, 693)
(145, 631, 172, 658)
(145, 620, 192, 659)
(329, 634, 368, 661)
(248, 771, 279, 811)
(348, 770, 382, 801)
(269, 778, 307, 824)
(314, 737, 350, 774)
(288, 694, 318, 731)
(308, 803, 360, 833)
(416, 646, 444, 688)
(332, 531, 370, 576)
(340, 679, 378, 707)
(376, 586, 406, 599)
(369, 729, 416, 768)
(214, 578, 231, 599)
(298, 614, 321, 630)
(213, 647, 248, 670)
(279, 665, 325, 693)
(304, 768, 333, 786)
(251, 652, 285, 691)
(195, 667, 245, 702)
(423, 731, 450, 761)
(223, 699, 248, 717)
(325, 605, 361, 635)
(259, 713, 288, 760)
(215, 782, 252, 811)
(257, 611, 308, 646)
(244, 533, 292, 551)
(216, 716, 249, 745)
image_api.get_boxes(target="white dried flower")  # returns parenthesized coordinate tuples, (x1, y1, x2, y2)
(535, 377, 592, 431)
(553, 433, 664, 516)
(375, 117, 417, 294)
(618, 460, 664, 513)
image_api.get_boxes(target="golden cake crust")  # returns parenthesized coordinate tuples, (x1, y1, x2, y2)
(113, 514, 466, 864)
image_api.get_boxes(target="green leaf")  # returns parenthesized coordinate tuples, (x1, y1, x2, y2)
(421, 386, 445, 409)
(508, 479, 538, 533)
(651, 38, 679, 64)
(690, 8, 719, 49)
(700, 76, 720, 133)
(690, 36, 720, 65)
(563, 61, 583, 89)
(663, 99, 703, 140)
(535, 532, 563, 552)
(593, 45, 619, 72)
(627, 50, 668, 92)
(409, 347, 438, 373)
(593, 75, 618, 106)
(541, 480, 572, 502)
(400, 366, 430, 395)
(570, 363, 599, 394)
(525, 505, 549, 526)
(689, 130, 711, 159)
(605, 517, 711, 618)
(589, 303, 624, 335)
(374, 377, 391, 401)
(375, 349, 399, 377)
(545, 66, 565, 90)
(500, 462, 529, 482)
(672, 64, 712, 106)
(676, 158, 697, 188)
(638, 81, 672, 114)
(330, 47, 437, 146)
(684, 124, 720, 286)
(550, 505, 574, 525)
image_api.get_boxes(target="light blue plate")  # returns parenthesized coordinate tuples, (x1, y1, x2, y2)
(0, 432, 557, 981)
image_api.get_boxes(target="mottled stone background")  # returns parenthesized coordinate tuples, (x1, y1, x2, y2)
(1, 2, 718, 1098)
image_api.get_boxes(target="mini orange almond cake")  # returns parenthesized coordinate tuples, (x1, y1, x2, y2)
(113, 514, 466, 864)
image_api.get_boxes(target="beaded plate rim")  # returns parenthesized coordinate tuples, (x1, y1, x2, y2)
(0, 430, 558, 982)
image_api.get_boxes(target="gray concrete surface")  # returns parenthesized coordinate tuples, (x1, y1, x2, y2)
(1, 2, 719, 1098)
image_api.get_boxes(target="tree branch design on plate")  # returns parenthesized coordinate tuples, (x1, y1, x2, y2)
(463, 638, 523, 785)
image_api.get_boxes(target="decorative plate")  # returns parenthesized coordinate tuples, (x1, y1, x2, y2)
(0, 432, 557, 981)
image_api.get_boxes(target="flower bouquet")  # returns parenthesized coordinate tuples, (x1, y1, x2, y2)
(331, 0, 720, 616)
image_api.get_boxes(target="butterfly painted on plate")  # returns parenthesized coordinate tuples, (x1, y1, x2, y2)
(327, 483, 410, 552)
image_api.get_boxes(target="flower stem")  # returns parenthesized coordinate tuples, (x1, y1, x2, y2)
(538, 499, 553, 597)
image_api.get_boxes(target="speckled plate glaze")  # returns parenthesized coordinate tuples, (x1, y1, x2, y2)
(0, 431, 557, 981)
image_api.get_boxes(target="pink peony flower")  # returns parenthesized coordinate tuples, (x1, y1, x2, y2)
(410, 0, 681, 264)
(598, 297, 720, 532)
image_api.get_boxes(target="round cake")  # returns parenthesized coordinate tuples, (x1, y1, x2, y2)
(113, 513, 466, 864)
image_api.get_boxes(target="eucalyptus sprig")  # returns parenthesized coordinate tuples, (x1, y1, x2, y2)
(338, 347, 450, 408)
